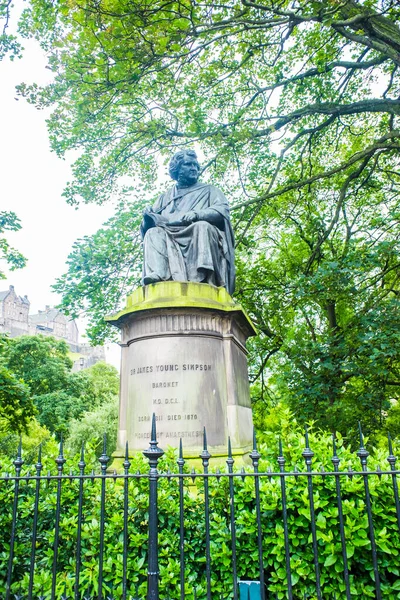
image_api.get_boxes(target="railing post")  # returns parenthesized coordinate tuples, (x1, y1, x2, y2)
(122, 442, 131, 600)
(177, 439, 185, 600)
(51, 437, 66, 600)
(200, 428, 212, 600)
(277, 439, 292, 599)
(331, 435, 351, 600)
(249, 429, 265, 600)
(28, 444, 43, 600)
(98, 434, 110, 600)
(5, 439, 24, 600)
(74, 443, 86, 600)
(227, 437, 238, 600)
(357, 423, 381, 599)
(302, 427, 321, 600)
(143, 414, 164, 600)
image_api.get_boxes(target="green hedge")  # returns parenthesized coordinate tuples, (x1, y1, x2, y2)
(0, 429, 399, 599)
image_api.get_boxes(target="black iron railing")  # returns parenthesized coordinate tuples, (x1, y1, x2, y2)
(1, 416, 400, 600)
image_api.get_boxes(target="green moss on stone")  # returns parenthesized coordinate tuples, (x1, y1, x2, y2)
(106, 281, 256, 333)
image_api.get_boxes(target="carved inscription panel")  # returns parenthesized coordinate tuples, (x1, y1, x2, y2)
(126, 335, 228, 450)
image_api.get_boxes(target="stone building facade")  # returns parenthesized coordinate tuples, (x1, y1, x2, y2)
(0, 285, 104, 369)
(0, 286, 30, 337)
(29, 306, 79, 351)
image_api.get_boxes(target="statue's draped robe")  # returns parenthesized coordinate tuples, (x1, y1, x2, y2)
(141, 183, 235, 294)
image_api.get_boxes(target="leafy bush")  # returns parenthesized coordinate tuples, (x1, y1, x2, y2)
(0, 427, 399, 599)
(0, 337, 120, 439)
(0, 417, 57, 462)
(65, 396, 118, 458)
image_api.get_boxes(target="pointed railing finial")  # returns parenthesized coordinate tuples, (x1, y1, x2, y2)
(35, 444, 43, 476)
(226, 436, 234, 470)
(151, 412, 157, 442)
(358, 422, 364, 449)
(387, 431, 397, 471)
(55, 435, 66, 474)
(302, 426, 314, 465)
(388, 431, 394, 456)
(13, 437, 24, 476)
(78, 442, 86, 475)
(249, 428, 261, 467)
(123, 441, 131, 474)
(305, 425, 310, 448)
(331, 434, 340, 470)
(277, 438, 285, 470)
(199, 427, 211, 467)
(143, 414, 164, 467)
(177, 438, 185, 470)
(357, 422, 369, 466)
(98, 433, 110, 475)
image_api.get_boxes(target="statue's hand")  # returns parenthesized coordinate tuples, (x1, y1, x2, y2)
(181, 211, 198, 225)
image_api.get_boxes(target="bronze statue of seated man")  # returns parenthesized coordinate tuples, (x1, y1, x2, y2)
(140, 149, 235, 295)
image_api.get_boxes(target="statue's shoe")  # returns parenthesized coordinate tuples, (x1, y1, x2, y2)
(143, 275, 162, 285)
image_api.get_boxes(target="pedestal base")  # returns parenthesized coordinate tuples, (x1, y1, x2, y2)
(107, 282, 256, 458)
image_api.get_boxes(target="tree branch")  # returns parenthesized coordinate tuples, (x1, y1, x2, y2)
(232, 131, 400, 211)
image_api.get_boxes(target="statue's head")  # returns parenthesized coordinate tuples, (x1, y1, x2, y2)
(169, 149, 200, 184)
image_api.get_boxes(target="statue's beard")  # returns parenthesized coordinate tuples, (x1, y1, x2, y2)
(177, 173, 198, 187)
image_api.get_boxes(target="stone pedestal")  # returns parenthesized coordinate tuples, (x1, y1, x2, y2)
(106, 282, 256, 458)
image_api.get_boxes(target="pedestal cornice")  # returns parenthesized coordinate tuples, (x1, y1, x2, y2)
(105, 281, 257, 338)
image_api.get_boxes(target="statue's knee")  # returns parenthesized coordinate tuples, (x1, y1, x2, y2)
(144, 227, 166, 244)
(194, 221, 216, 235)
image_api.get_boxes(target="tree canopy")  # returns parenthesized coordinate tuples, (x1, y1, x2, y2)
(0, 365, 34, 433)
(5, 0, 400, 206)
(1, 335, 119, 437)
(6, 335, 73, 396)
(3, 0, 400, 438)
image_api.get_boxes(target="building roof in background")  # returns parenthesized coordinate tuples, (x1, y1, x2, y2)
(0, 285, 30, 304)
(29, 308, 62, 324)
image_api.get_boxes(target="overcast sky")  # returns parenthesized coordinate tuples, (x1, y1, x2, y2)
(0, 22, 120, 364)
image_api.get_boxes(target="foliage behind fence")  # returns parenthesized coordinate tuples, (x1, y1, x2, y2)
(1, 420, 400, 600)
